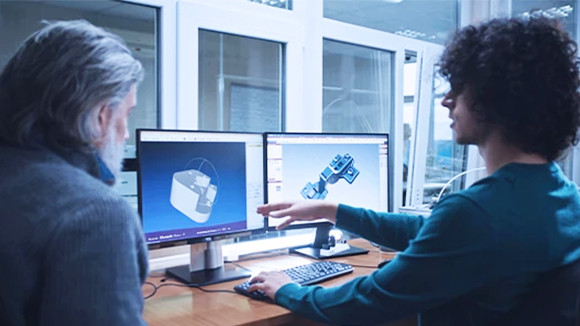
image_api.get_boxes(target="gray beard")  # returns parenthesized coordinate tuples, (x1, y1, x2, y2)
(98, 123, 125, 182)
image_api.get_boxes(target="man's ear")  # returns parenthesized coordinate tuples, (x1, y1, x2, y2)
(94, 103, 112, 147)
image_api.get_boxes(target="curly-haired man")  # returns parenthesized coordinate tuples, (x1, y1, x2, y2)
(252, 17, 580, 326)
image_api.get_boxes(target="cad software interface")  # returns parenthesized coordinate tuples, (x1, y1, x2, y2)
(265, 133, 389, 228)
(138, 130, 264, 245)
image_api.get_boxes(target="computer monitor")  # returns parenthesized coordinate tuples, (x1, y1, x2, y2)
(264, 132, 390, 259)
(137, 129, 265, 285)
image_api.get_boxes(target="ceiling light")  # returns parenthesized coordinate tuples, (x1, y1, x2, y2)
(395, 29, 427, 39)
(519, 5, 573, 19)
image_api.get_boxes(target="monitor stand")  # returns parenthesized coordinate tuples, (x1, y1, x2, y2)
(166, 241, 251, 286)
(291, 224, 369, 259)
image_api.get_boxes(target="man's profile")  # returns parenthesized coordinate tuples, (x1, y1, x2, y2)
(253, 16, 580, 326)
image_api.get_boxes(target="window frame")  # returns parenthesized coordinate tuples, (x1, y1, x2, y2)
(176, 0, 303, 131)
(122, 0, 177, 129)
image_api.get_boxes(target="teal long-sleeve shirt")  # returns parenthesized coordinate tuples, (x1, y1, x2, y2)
(274, 162, 580, 325)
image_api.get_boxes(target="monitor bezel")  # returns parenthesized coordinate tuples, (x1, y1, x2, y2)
(137, 128, 268, 249)
(262, 131, 390, 232)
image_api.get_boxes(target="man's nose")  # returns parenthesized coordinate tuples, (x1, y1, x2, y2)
(441, 92, 454, 109)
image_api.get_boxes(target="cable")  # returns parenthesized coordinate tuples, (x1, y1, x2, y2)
(144, 275, 239, 300)
(144, 282, 237, 300)
(143, 281, 158, 299)
(186, 284, 237, 294)
(435, 166, 486, 204)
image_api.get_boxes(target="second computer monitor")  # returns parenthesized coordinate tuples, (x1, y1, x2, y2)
(265, 132, 389, 229)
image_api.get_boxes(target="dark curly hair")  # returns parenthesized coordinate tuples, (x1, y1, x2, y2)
(439, 17, 580, 161)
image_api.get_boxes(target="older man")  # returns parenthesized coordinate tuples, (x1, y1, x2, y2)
(0, 20, 147, 325)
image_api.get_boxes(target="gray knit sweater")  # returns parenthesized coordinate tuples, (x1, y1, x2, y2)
(0, 144, 148, 325)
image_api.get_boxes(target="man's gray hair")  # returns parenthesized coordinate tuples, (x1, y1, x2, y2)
(0, 20, 144, 152)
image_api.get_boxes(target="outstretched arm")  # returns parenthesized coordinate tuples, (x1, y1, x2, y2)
(258, 200, 426, 250)
(252, 195, 498, 325)
(257, 200, 338, 230)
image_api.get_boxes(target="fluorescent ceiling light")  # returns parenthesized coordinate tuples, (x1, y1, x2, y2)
(519, 5, 573, 19)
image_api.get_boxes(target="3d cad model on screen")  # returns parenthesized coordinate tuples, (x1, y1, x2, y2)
(170, 158, 219, 223)
(301, 153, 360, 200)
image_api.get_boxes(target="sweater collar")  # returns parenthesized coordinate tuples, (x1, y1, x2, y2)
(94, 152, 116, 185)
(0, 139, 116, 185)
(50, 146, 115, 185)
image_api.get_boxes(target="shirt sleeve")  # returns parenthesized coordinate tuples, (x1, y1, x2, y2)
(39, 196, 148, 326)
(275, 194, 498, 325)
(335, 204, 427, 251)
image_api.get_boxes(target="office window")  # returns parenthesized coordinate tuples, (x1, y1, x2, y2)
(245, 0, 292, 10)
(322, 39, 393, 133)
(323, 0, 458, 45)
(402, 54, 417, 204)
(0, 0, 158, 158)
(511, 0, 576, 40)
(198, 30, 284, 132)
(424, 73, 466, 204)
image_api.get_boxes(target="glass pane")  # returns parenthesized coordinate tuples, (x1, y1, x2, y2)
(322, 39, 393, 133)
(199, 30, 284, 132)
(403, 54, 417, 205)
(324, 0, 458, 45)
(424, 72, 466, 205)
(511, 0, 576, 40)
(246, 0, 292, 9)
(0, 0, 158, 158)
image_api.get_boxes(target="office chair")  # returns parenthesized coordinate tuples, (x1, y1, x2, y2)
(503, 258, 580, 326)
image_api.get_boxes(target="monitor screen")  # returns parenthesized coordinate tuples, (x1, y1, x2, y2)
(137, 129, 265, 246)
(265, 132, 389, 229)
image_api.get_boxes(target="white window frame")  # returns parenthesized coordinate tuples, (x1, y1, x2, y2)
(405, 46, 443, 208)
(122, 0, 177, 129)
(176, 0, 304, 130)
(299, 0, 450, 211)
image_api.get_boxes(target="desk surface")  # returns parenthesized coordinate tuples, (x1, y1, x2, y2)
(142, 239, 416, 326)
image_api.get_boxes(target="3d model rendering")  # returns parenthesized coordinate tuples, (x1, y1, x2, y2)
(301, 153, 360, 199)
(170, 159, 218, 223)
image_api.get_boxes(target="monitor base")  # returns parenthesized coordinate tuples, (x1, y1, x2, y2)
(291, 244, 368, 259)
(166, 264, 251, 286)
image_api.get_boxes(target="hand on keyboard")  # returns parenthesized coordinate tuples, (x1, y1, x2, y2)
(235, 270, 292, 301)
(234, 261, 353, 301)
(248, 270, 293, 300)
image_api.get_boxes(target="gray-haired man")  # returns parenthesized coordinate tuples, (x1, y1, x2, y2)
(0, 20, 148, 325)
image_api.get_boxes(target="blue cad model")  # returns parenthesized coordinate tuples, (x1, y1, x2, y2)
(301, 153, 360, 200)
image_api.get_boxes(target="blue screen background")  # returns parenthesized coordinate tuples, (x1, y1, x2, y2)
(139, 141, 247, 235)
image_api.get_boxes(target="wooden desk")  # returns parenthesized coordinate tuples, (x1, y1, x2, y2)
(143, 239, 417, 326)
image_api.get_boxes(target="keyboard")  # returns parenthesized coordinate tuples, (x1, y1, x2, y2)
(233, 260, 353, 301)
